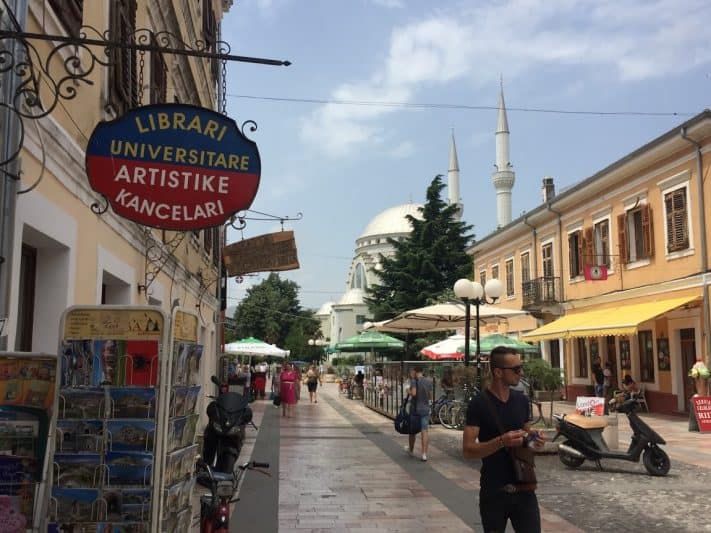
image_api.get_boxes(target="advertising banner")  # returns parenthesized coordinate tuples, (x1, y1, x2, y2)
(575, 396, 605, 416)
(86, 104, 261, 230)
(691, 396, 711, 433)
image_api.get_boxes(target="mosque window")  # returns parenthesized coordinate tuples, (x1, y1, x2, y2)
(351, 263, 368, 290)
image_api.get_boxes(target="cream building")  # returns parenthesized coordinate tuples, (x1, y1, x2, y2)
(472, 109, 711, 414)
(2, 2, 230, 383)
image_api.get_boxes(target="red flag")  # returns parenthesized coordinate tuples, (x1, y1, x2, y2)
(584, 264, 608, 281)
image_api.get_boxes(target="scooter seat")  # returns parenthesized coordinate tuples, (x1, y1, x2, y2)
(565, 413, 607, 429)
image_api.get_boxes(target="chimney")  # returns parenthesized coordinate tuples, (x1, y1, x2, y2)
(542, 176, 555, 203)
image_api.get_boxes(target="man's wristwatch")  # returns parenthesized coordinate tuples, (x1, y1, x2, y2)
(497, 436, 505, 449)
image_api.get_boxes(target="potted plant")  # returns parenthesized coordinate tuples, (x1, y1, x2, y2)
(522, 358, 564, 422)
(689, 360, 710, 396)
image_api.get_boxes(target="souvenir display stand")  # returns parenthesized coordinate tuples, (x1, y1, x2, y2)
(0, 352, 57, 532)
(47, 305, 169, 532)
(159, 308, 202, 532)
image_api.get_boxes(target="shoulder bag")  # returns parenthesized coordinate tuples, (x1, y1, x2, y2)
(482, 390, 537, 487)
(394, 394, 422, 435)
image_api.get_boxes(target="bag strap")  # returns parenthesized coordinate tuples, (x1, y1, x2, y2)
(481, 389, 520, 460)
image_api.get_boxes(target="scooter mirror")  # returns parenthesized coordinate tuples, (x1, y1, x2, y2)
(211, 375, 220, 386)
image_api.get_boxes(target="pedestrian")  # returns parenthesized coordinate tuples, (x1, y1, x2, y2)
(406, 367, 433, 461)
(463, 346, 545, 533)
(603, 362, 613, 398)
(593, 362, 605, 398)
(306, 364, 322, 403)
(280, 363, 299, 417)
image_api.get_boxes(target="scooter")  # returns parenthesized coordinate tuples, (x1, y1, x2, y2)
(202, 375, 253, 473)
(553, 397, 670, 476)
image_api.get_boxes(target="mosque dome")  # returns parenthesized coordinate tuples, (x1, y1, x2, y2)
(337, 288, 366, 306)
(316, 301, 335, 316)
(358, 203, 422, 240)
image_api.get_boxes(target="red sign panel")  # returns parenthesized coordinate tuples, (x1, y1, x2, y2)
(692, 396, 711, 433)
(85, 104, 261, 230)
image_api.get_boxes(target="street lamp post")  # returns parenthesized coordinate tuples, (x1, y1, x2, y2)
(308, 338, 327, 365)
(453, 278, 504, 387)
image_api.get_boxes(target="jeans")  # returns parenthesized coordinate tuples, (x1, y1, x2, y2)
(479, 489, 541, 533)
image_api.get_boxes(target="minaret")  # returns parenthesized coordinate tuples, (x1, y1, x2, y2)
(448, 130, 462, 219)
(492, 78, 515, 228)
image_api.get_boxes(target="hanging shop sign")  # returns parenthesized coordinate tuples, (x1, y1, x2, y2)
(85, 104, 261, 230)
(223, 230, 299, 277)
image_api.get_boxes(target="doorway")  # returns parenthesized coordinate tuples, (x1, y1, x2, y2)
(606, 336, 618, 388)
(15, 244, 37, 351)
(680, 328, 696, 408)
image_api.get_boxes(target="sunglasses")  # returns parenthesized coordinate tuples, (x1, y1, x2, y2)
(496, 365, 523, 374)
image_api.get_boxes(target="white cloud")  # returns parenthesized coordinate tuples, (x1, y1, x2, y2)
(301, 0, 711, 157)
(388, 140, 415, 159)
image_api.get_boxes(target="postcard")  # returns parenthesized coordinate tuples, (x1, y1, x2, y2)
(23, 378, 54, 409)
(178, 477, 195, 510)
(93, 340, 125, 387)
(170, 386, 188, 417)
(107, 420, 155, 453)
(121, 488, 150, 506)
(165, 481, 181, 513)
(56, 420, 103, 454)
(0, 493, 31, 529)
(167, 417, 187, 453)
(184, 386, 201, 415)
(123, 341, 159, 387)
(163, 451, 180, 487)
(60, 340, 93, 387)
(171, 343, 190, 386)
(176, 508, 191, 532)
(103, 488, 123, 521)
(0, 455, 39, 484)
(105, 452, 153, 487)
(60, 388, 105, 419)
(0, 411, 39, 457)
(181, 414, 199, 448)
(52, 487, 99, 522)
(53, 453, 102, 488)
(186, 344, 203, 386)
(179, 445, 199, 480)
(109, 388, 155, 419)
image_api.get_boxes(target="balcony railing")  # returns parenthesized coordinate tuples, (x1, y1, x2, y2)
(522, 276, 561, 309)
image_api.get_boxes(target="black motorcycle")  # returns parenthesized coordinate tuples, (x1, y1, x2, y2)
(553, 397, 670, 476)
(202, 375, 253, 473)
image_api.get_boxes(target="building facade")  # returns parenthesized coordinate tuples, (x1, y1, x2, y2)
(2, 1, 229, 384)
(472, 110, 711, 414)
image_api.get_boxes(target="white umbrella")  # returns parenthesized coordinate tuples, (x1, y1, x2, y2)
(224, 337, 290, 358)
(374, 302, 526, 333)
(420, 334, 467, 360)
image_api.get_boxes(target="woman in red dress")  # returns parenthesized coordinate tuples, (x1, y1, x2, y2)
(280, 363, 299, 417)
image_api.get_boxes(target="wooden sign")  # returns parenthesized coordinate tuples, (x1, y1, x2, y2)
(691, 396, 711, 433)
(223, 230, 299, 277)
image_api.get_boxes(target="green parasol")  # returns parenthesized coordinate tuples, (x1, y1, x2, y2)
(457, 333, 539, 355)
(334, 331, 405, 352)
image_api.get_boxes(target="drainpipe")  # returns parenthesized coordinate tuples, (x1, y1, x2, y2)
(680, 127, 710, 365)
(546, 203, 565, 303)
(523, 216, 538, 277)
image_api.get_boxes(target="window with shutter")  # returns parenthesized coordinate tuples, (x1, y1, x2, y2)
(641, 204, 654, 258)
(665, 188, 689, 253)
(505, 259, 514, 296)
(203, 0, 219, 82)
(593, 219, 611, 267)
(520, 252, 530, 283)
(203, 227, 213, 255)
(491, 265, 499, 282)
(150, 45, 167, 104)
(583, 227, 593, 267)
(49, 0, 83, 37)
(568, 230, 583, 278)
(212, 228, 221, 267)
(617, 213, 628, 265)
(109, 0, 138, 116)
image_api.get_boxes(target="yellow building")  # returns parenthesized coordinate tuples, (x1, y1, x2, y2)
(2, 2, 230, 381)
(472, 110, 711, 414)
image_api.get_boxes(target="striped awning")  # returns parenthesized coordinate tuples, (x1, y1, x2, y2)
(522, 295, 699, 342)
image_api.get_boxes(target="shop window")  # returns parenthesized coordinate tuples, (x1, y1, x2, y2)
(617, 204, 654, 264)
(593, 219, 611, 268)
(108, 0, 138, 116)
(619, 338, 631, 371)
(505, 259, 514, 296)
(549, 340, 560, 368)
(576, 338, 588, 378)
(638, 330, 655, 383)
(49, 0, 83, 37)
(664, 187, 689, 253)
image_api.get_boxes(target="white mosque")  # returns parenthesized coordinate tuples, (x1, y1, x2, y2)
(316, 83, 515, 350)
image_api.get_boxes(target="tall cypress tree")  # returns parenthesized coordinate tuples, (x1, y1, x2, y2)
(365, 175, 474, 321)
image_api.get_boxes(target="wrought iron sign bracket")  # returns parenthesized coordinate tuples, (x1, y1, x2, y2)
(228, 209, 303, 232)
(137, 229, 186, 297)
(0, 25, 290, 168)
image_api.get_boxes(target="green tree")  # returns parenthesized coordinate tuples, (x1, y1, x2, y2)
(233, 273, 319, 348)
(365, 174, 474, 321)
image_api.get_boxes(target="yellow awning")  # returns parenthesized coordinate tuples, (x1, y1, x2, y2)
(522, 295, 699, 342)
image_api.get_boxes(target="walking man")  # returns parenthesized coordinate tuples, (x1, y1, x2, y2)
(407, 367, 433, 461)
(463, 346, 545, 532)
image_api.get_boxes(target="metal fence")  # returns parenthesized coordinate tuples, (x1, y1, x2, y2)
(362, 360, 490, 420)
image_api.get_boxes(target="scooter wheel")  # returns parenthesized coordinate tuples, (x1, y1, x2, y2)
(642, 446, 670, 476)
(558, 443, 585, 468)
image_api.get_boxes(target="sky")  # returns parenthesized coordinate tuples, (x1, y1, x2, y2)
(220, 0, 711, 312)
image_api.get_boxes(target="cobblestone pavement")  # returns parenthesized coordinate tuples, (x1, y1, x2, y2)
(430, 421, 711, 532)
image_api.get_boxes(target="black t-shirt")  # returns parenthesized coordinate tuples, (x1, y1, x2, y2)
(465, 389, 529, 492)
(594, 366, 604, 386)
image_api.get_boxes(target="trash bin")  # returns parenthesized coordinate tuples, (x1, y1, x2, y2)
(603, 413, 619, 450)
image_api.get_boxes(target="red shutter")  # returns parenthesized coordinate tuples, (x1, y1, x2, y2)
(617, 213, 628, 265)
